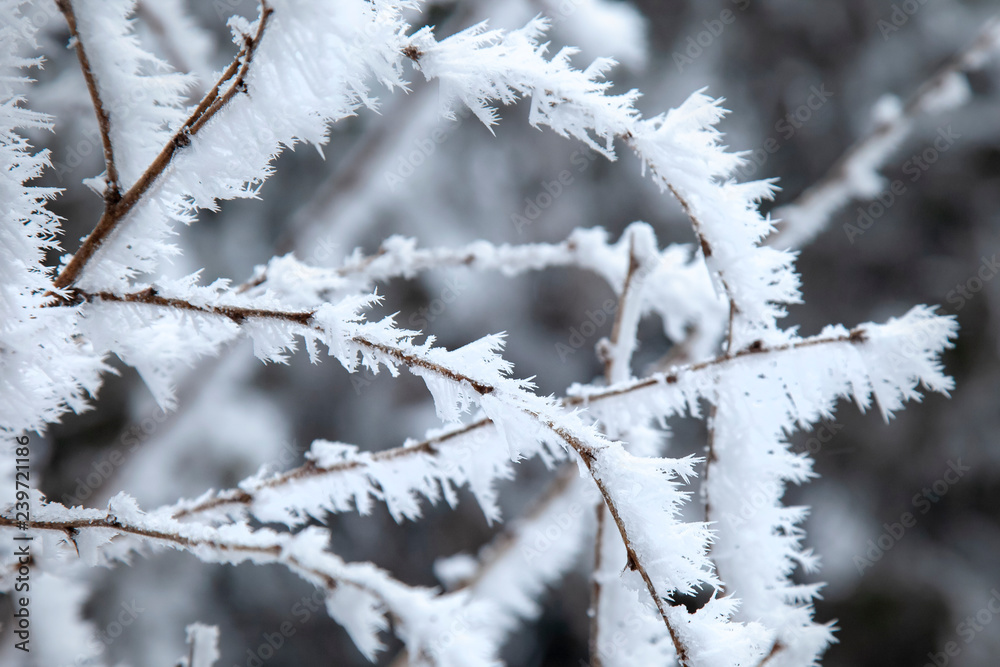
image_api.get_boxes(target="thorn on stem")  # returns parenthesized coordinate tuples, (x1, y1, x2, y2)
(402, 45, 422, 61)
(625, 551, 640, 572)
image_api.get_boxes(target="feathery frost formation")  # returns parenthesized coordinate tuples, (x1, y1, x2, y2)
(0, 0, 959, 665)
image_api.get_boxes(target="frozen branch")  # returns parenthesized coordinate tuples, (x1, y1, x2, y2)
(768, 16, 1000, 249)
(665, 181, 738, 555)
(239, 223, 722, 360)
(600, 223, 659, 384)
(64, 286, 947, 515)
(169, 416, 505, 525)
(590, 223, 666, 665)
(0, 497, 500, 664)
(51, 1, 274, 293)
(244, 230, 601, 293)
(56, 0, 122, 205)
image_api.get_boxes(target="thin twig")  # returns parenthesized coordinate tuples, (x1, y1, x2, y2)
(601, 231, 642, 383)
(0, 513, 277, 555)
(591, 230, 662, 666)
(51, 2, 274, 293)
(707, 275, 738, 528)
(56, 0, 122, 205)
(171, 418, 490, 520)
(0, 511, 418, 634)
(68, 286, 313, 326)
(769, 17, 1000, 248)
(664, 181, 739, 526)
(582, 440, 691, 664)
(702, 402, 719, 523)
(566, 327, 865, 407)
(238, 231, 592, 295)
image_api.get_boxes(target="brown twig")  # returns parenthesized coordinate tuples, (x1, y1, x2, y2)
(171, 418, 490, 519)
(51, 2, 274, 293)
(565, 328, 864, 408)
(56, 0, 122, 206)
(69, 287, 313, 326)
(65, 284, 867, 408)
(0, 513, 278, 556)
(568, 422, 689, 665)
(0, 512, 421, 637)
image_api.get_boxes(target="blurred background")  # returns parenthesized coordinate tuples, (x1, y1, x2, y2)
(5, 0, 1000, 665)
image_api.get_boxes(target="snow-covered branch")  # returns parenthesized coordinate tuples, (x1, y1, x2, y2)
(768, 16, 1000, 249)
(240, 222, 721, 348)
(51, 0, 272, 292)
(55, 0, 123, 203)
(169, 417, 506, 525)
(0, 495, 501, 664)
